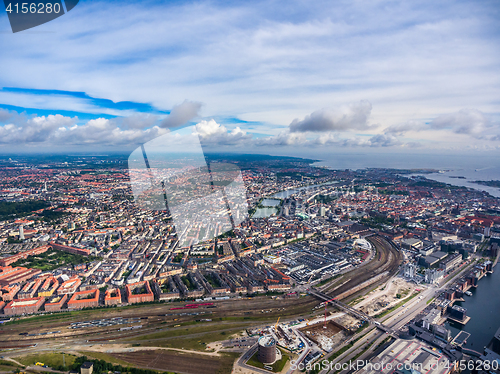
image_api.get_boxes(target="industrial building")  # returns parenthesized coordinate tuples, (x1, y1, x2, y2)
(257, 335, 277, 364)
(424, 269, 444, 284)
(403, 263, 417, 278)
(419, 251, 448, 268)
(439, 252, 462, 272)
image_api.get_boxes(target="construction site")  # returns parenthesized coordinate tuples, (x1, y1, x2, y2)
(299, 319, 348, 352)
(354, 276, 422, 316)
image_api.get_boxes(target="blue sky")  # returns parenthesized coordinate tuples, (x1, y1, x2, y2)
(0, 0, 499, 157)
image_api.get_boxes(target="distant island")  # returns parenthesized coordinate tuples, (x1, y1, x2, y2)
(472, 180, 500, 188)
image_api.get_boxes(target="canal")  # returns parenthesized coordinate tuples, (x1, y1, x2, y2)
(445, 263, 500, 352)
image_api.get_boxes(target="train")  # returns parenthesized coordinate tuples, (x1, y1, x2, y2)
(169, 302, 215, 310)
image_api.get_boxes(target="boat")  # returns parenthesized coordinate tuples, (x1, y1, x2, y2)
(465, 291, 472, 296)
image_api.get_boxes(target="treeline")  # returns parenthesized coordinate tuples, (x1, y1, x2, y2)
(40, 209, 68, 222)
(0, 200, 50, 219)
(378, 189, 409, 196)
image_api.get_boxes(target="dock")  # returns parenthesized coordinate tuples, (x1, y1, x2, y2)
(447, 315, 471, 325)
(451, 331, 471, 346)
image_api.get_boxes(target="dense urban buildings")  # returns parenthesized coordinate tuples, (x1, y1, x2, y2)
(0, 156, 499, 316)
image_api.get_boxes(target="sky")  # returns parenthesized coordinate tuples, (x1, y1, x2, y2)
(0, 0, 499, 161)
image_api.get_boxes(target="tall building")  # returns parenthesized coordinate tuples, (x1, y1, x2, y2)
(425, 269, 445, 284)
(258, 336, 277, 364)
(319, 207, 326, 217)
(403, 263, 417, 278)
(484, 227, 491, 237)
(19, 225, 24, 240)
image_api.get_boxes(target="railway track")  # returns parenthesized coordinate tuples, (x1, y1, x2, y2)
(322, 235, 402, 300)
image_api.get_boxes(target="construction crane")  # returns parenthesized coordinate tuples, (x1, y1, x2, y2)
(274, 317, 280, 331)
(320, 297, 337, 329)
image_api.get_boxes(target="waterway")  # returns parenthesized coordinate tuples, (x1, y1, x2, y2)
(252, 181, 339, 218)
(261, 199, 281, 206)
(410, 167, 500, 198)
(313, 153, 500, 198)
(252, 207, 279, 218)
(445, 265, 500, 353)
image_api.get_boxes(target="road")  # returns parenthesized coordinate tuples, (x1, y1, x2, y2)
(316, 256, 479, 373)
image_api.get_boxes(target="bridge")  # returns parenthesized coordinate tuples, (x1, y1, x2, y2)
(308, 289, 395, 334)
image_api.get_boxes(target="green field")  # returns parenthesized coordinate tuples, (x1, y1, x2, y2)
(11, 248, 101, 271)
(0, 359, 23, 370)
(132, 323, 250, 351)
(17, 352, 77, 368)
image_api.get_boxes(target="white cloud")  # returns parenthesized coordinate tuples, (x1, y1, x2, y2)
(0, 109, 11, 122)
(160, 100, 202, 129)
(254, 131, 307, 146)
(289, 101, 374, 132)
(368, 134, 402, 147)
(384, 120, 427, 135)
(0, 114, 76, 143)
(430, 108, 495, 138)
(195, 119, 251, 145)
(0, 0, 498, 134)
(0, 114, 168, 146)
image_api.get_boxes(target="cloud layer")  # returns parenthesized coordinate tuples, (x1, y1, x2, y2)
(289, 101, 374, 133)
(0, 0, 498, 134)
(160, 100, 202, 129)
(1, 104, 499, 152)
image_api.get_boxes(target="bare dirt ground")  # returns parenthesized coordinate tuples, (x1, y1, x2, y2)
(71, 343, 222, 357)
(300, 319, 345, 351)
(110, 349, 225, 374)
(355, 276, 424, 316)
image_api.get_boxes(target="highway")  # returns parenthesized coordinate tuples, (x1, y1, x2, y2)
(314, 256, 479, 374)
